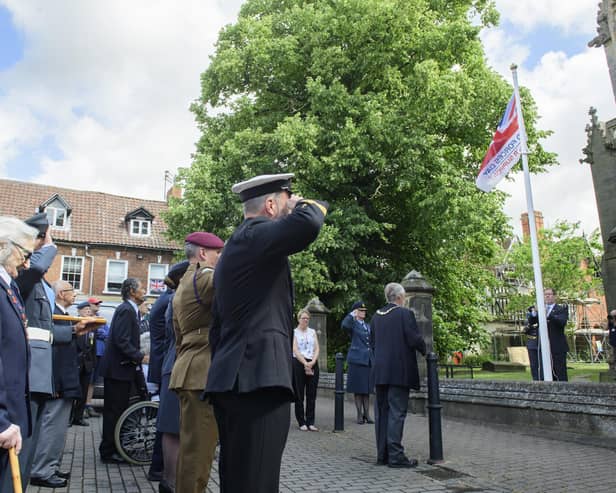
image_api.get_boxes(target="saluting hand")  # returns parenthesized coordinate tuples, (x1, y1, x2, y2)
(286, 195, 304, 211)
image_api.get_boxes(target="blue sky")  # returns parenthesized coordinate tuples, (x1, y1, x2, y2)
(0, 6, 21, 72)
(0, 0, 613, 237)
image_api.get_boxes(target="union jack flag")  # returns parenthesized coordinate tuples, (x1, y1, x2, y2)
(150, 279, 166, 293)
(476, 93, 522, 192)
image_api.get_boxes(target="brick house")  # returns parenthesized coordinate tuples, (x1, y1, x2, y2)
(0, 178, 181, 301)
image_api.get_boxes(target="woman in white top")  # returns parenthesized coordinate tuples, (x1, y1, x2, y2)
(292, 309, 320, 431)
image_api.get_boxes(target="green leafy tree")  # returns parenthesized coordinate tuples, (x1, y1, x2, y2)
(500, 221, 603, 314)
(164, 0, 555, 360)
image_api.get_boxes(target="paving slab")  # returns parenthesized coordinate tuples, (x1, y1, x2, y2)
(25, 393, 616, 492)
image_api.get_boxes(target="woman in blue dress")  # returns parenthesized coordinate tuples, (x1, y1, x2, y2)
(341, 301, 374, 424)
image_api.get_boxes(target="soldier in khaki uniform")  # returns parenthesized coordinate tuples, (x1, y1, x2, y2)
(169, 231, 224, 493)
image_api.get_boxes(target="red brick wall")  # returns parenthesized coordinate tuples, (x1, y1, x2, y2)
(44, 243, 178, 301)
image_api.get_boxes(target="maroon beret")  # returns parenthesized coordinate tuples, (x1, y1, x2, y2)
(185, 232, 224, 249)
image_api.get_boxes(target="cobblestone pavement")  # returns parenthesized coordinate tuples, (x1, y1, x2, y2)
(27, 394, 616, 492)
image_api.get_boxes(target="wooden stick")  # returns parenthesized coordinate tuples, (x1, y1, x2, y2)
(52, 315, 107, 324)
(8, 447, 22, 493)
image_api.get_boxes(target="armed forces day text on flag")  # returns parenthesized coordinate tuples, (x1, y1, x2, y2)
(475, 94, 522, 192)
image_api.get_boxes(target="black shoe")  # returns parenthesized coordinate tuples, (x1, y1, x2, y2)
(159, 480, 174, 493)
(101, 453, 125, 464)
(376, 460, 387, 466)
(364, 417, 374, 424)
(30, 475, 68, 488)
(388, 458, 418, 469)
(147, 470, 163, 482)
(55, 470, 71, 479)
(86, 406, 101, 418)
(72, 418, 89, 426)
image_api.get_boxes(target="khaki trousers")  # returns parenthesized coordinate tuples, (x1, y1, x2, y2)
(176, 390, 218, 493)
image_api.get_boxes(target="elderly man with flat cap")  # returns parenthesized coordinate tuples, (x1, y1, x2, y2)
(204, 173, 328, 493)
(169, 231, 224, 493)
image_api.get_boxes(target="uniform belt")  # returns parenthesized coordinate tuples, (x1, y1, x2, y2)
(181, 329, 210, 344)
(527, 335, 537, 340)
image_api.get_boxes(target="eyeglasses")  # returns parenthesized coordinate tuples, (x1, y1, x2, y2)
(62, 288, 74, 293)
(300, 317, 310, 321)
(13, 242, 32, 262)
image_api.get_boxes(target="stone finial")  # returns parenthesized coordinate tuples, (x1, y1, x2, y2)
(580, 107, 599, 165)
(589, 3, 611, 48)
(401, 270, 435, 294)
(305, 297, 330, 314)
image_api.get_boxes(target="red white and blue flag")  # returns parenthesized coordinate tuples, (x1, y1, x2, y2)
(475, 94, 522, 192)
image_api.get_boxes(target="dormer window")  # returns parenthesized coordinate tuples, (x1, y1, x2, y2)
(47, 206, 67, 228)
(131, 219, 151, 237)
(125, 206, 154, 237)
(40, 194, 72, 230)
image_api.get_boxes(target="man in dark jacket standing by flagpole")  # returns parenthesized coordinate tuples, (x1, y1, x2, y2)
(371, 282, 426, 469)
(204, 173, 327, 493)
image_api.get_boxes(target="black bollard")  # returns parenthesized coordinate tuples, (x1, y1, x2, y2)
(426, 352, 444, 464)
(334, 352, 345, 432)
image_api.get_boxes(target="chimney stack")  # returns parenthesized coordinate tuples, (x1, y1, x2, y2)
(166, 185, 182, 202)
(521, 211, 544, 241)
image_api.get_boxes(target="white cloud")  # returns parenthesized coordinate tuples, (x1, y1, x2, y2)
(493, 0, 599, 33)
(489, 45, 616, 237)
(0, 0, 245, 199)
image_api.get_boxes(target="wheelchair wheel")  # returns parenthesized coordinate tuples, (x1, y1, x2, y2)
(114, 400, 159, 465)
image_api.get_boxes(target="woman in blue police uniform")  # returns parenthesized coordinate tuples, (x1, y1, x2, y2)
(341, 301, 374, 424)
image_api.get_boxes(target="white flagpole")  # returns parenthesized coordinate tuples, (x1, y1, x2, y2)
(511, 63, 553, 382)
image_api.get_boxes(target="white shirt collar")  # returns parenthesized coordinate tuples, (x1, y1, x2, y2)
(0, 266, 12, 287)
(127, 299, 139, 316)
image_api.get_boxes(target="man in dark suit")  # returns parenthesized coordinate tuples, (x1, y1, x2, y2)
(542, 288, 569, 381)
(371, 282, 426, 469)
(99, 278, 146, 463)
(0, 216, 37, 493)
(525, 306, 540, 380)
(205, 173, 327, 493)
(71, 301, 96, 426)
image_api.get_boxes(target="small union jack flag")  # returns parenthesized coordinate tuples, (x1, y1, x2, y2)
(150, 279, 166, 293)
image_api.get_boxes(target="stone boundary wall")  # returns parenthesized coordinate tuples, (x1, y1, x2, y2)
(318, 373, 616, 440)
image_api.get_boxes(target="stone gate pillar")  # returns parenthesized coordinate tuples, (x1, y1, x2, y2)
(306, 297, 329, 372)
(401, 270, 435, 381)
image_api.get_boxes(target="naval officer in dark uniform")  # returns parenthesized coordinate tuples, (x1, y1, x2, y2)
(204, 173, 328, 493)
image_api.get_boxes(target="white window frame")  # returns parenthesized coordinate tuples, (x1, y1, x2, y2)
(46, 206, 69, 230)
(129, 219, 151, 237)
(104, 259, 128, 294)
(147, 263, 169, 296)
(60, 255, 84, 292)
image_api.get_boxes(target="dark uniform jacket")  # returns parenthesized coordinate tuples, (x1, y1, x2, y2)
(169, 264, 215, 391)
(609, 321, 616, 348)
(205, 200, 327, 398)
(341, 314, 372, 366)
(546, 304, 569, 354)
(161, 293, 177, 378)
(0, 277, 31, 437)
(52, 305, 82, 399)
(371, 303, 426, 390)
(99, 301, 143, 382)
(147, 290, 173, 385)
